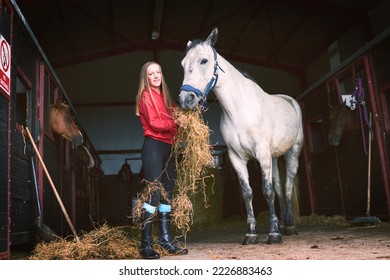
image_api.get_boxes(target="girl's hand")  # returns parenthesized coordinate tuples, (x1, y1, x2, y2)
(174, 119, 181, 126)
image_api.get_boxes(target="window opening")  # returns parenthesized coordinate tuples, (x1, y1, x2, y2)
(15, 76, 29, 127)
(308, 118, 325, 153)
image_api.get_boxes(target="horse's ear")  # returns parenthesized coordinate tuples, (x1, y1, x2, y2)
(205, 28, 218, 46)
(187, 40, 192, 48)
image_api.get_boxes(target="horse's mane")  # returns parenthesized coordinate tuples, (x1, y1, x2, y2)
(329, 102, 349, 119)
(50, 101, 73, 123)
(186, 40, 257, 84)
(185, 39, 203, 53)
(241, 71, 257, 83)
(51, 101, 70, 111)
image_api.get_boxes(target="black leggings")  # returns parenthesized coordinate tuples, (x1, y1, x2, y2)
(141, 136, 175, 206)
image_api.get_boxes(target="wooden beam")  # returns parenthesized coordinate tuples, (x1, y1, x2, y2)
(267, 9, 311, 61)
(151, 0, 165, 40)
(186, 0, 257, 42)
(106, 0, 117, 49)
(230, 1, 265, 54)
(68, 0, 131, 44)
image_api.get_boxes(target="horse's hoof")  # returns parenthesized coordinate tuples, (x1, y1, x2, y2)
(285, 226, 298, 236)
(266, 234, 282, 244)
(242, 234, 257, 245)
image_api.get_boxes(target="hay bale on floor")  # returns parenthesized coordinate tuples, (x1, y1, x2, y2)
(191, 166, 222, 227)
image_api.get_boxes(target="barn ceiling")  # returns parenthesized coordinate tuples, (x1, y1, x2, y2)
(15, 0, 381, 82)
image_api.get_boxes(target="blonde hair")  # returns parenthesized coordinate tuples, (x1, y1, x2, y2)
(135, 61, 174, 116)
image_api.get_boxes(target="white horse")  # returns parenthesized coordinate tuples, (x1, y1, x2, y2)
(179, 28, 304, 244)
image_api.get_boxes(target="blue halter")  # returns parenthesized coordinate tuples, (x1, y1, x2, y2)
(180, 47, 224, 107)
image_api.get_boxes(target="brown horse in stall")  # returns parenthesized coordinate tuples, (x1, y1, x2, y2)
(50, 101, 83, 146)
(50, 101, 95, 168)
(328, 101, 355, 146)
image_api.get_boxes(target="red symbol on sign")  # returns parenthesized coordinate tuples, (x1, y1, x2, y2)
(1, 40, 10, 72)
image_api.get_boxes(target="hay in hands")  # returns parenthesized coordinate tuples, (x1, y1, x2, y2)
(172, 106, 215, 237)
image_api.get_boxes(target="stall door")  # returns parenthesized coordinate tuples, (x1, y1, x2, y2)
(303, 85, 344, 215)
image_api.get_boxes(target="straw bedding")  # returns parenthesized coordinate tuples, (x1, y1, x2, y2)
(29, 224, 140, 260)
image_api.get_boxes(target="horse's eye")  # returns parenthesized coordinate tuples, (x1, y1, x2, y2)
(200, 58, 208, 65)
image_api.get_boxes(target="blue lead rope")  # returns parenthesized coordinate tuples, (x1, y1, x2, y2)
(350, 77, 372, 155)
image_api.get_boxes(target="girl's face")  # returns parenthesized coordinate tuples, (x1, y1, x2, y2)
(147, 63, 162, 90)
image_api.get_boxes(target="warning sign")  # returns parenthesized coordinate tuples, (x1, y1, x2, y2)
(0, 34, 11, 96)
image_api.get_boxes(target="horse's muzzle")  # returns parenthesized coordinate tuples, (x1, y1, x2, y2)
(179, 91, 198, 110)
(328, 136, 340, 146)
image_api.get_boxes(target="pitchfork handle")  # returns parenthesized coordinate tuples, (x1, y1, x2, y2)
(26, 127, 80, 242)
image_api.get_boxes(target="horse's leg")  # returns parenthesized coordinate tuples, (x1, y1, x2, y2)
(283, 148, 300, 236)
(272, 158, 287, 235)
(260, 153, 282, 244)
(228, 151, 257, 245)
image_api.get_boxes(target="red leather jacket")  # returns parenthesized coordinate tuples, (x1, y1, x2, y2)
(138, 89, 177, 144)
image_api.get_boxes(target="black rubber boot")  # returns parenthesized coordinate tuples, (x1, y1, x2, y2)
(139, 210, 160, 259)
(158, 212, 189, 255)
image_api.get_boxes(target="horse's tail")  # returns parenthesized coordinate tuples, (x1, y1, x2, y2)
(276, 94, 303, 125)
(278, 157, 301, 223)
(292, 176, 300, 223)
(276, 94, 303, 223)
(284, 96, 302, 222)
